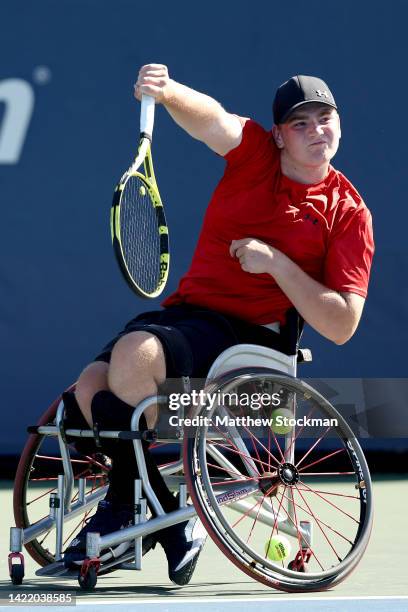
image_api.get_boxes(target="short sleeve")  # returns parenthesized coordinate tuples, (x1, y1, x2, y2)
(219, 119, 280, 192)
(324, 205, 374, 297)
(224, 119, 279, 170)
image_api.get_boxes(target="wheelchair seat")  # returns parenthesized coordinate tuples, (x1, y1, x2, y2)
(207, 343, 298, 379)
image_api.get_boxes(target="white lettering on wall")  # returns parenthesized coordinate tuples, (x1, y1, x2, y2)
(0, 79, 34, 164)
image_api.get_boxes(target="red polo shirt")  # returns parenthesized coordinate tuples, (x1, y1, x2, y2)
(163, 119, 374, 325)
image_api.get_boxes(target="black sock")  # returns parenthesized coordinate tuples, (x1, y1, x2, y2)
(62, 391, 98, 456)
(91, 390, 179, 514)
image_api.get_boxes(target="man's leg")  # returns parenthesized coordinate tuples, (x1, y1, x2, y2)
(65, 330, 205, 584)
(74, 361, 110, 427)
(84, 331, 177, 510)
(74, 334, 159, 431)
(108, 330, 165, 406)
(70, 332, 178, 512)
(63, 343, 168, 568)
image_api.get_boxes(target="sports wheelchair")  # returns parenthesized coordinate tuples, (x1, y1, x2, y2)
(9, 310, 373, 592)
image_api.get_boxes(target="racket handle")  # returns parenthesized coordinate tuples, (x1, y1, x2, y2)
(140, 94, 155, 139)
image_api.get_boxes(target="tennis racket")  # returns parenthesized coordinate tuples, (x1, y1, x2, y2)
(111, 94, 169, 298)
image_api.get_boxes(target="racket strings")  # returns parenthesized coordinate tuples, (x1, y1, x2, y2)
(120, 176, 162, 294)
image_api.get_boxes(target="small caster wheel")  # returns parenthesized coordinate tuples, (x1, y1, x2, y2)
(79, 565, 97, 591)
(10, 564, 24, 585)
(288, 559, 308, 572)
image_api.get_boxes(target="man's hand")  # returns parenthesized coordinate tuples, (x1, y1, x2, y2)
(230, 238, 279, 274)
(133, 63, 242, 155)
(134, 64, 173, 104)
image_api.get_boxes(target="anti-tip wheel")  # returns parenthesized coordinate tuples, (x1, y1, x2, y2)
(78, 566, 97, 591)
(10, 564, 24, 586)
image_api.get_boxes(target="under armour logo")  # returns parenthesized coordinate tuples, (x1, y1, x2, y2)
(305, 213, 318, 225)
(316, 89, 329, 99)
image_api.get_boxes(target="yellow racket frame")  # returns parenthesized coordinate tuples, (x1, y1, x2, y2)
(110, 144, 169, 298)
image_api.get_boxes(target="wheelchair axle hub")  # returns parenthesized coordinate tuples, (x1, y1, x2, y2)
(278, 462, 299, 486)
(259, 471, 280, 496)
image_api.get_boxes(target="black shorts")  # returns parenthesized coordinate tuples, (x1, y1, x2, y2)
(94, 304, 285, 379)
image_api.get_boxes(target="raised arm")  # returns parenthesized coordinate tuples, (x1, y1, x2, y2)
(134, 64, 243, 156)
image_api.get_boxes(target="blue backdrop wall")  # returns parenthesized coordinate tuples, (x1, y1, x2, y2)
(0, 0, 406, 453)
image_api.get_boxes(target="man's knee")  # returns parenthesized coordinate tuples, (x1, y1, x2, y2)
(75, 361, 109, 411)
(108, 331, 166, 389)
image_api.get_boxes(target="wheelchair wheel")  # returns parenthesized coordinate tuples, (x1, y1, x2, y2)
(183, 368, 373, 592)
(13, 388, 182, 567)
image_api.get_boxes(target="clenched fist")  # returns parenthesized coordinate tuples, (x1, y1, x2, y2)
(230, 238, 280, 275)
(134, 64, 172, 104)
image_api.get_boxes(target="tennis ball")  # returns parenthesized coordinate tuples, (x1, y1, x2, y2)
(270, 408, 295, 435)
(139, 185, 146, 196)
(265, 535, 291, 561)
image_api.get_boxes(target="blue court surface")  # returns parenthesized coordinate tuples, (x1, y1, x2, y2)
(76, 596, 408, 611)
(0, 596, 407, 612)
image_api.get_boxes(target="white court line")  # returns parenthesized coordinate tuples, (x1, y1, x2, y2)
(77, 595, 408, 606)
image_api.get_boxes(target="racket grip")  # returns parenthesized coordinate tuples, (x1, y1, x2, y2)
(140, 94, 155, 139)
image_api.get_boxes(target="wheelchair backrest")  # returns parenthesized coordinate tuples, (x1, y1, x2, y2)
(205, 308, 304, 381)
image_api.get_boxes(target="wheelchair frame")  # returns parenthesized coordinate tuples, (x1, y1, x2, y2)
(9, 335, 373, 592)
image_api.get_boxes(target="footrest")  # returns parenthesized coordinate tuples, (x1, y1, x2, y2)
(35, 562, 78, 578)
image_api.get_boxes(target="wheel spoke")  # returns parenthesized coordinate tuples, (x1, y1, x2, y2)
(240, 424, 283, 469)
(263, 485, 287, 565)
(211, 439, 272, 472)
(81, 455, 110, 472)
(298, 448, 347, 473)
(156, 459, 181, 469)
(295, 426, 331, 469)
(280, 489, 353, 546)
(297, 479, 360, 524)
(211, 421, 262, 475)
(211, 476, 257, 487)
(295, 488, 360, 500)
(245, 491, 268, 544)
(289, 486, 306, 567)
(275, 492, 324, 570)
(231, 489, 271, 530)
(27, 485, 58, 505)
(300, 471, 355, 476)
(284, 403, 317, 460)
(38, 530, 53, 547)
(294, 485, 342, 561)
(231, 480, 281, 533)
(36, 454, 91, 464)
(63, 508, 93, 546)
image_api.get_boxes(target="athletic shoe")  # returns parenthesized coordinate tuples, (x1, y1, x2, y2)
(63, 500, 156, 568)
(157, 517, 207, 585)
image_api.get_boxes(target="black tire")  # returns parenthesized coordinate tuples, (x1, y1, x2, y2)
(10, 564, 24, 586)
(78, 566, 97, 591)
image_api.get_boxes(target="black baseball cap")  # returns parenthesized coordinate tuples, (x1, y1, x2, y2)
(273, 75, 337, 125)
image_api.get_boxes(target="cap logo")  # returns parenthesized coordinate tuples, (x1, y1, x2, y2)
(316, 89, 329, 99)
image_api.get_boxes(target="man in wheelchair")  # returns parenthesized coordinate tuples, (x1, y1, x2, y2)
(62, 67, 374, 585)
